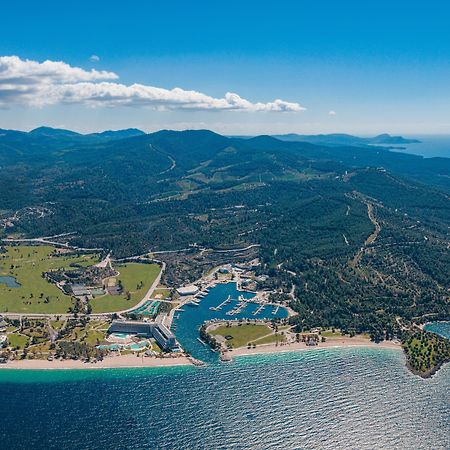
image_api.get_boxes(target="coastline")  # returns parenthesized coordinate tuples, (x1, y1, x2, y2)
(227, 336, 401, 359)
(0, 354, 193, 370)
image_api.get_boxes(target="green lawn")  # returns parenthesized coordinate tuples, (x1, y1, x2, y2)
(152, 288, 171, 300)
(321, 330, 343, 338)
(84, 329, 106, 345)
(0, 245, 99, 314)
(211, 324, 272, 348)
(0, 246, 160, 314)
(253, 333, 286, 345)
(90, 263, 160, 313)
(7, 333, 29, 349)
(50, 320, 65, 330)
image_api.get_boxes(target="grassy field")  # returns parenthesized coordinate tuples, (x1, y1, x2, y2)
(0, 246, 160, 314)
(211, 324, 272, 348)
(253, 333, 286, 345)
(0, 245, 99, 314)
(50, 320, 65, 330)
(90, 263, 160, 313)
(152, 288, 171, 300)
(7, 333, 29, 349)
(320, 330, 343, 338)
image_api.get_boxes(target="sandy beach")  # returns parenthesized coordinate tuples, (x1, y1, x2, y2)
(229, 336, 401, 358)
(0, 354, 193, 370)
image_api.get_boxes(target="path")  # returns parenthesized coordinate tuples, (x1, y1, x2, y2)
(350, 202, 381, 268)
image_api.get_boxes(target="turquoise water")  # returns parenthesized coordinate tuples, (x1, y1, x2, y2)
(0, 305, 447, 448)
(0, 275, 21, 288)
(172, 282, 288, 362)
(0, 347, 448, 449)
(111, 332, 129, 339)
(424, 321, 450, 339)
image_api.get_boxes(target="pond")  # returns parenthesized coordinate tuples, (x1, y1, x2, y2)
(0, 275, 21, 288)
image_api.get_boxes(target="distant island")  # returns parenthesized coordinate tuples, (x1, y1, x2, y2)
(270, 133, 421, 146)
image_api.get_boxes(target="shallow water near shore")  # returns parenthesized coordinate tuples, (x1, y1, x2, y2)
(424, 321, 450, 339)
(0, 346, 449, 449)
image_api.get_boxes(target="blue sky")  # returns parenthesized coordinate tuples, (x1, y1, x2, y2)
(1, 1, 449, 134)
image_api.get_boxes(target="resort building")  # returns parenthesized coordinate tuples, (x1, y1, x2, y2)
(152, 323, 177, 350)
(71, 284, 91, 298)
(0, 335, 8, 348)
(0, 316, 8, 332)
(108, 320, 178, 351)
(176, 285, 199, 296)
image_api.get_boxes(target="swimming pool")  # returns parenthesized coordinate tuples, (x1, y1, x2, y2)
(97, 341, 149, 351)
(111, 332, 130, 339)
(128, 342, 148, 351)
(97, 344, 120, 350)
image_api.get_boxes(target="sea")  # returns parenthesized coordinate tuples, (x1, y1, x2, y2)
(389, 135, 450, 158)
(0, 283, 448, 450)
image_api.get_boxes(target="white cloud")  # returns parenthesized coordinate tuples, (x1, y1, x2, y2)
(89, 55, 100, 62)
(0, 55, 306, 112)
(328, 110, 336, 116)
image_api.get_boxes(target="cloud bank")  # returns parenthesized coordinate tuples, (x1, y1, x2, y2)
(0, 56, 305, 112)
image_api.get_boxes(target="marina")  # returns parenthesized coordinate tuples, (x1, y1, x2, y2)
(171, 282, 288, 363)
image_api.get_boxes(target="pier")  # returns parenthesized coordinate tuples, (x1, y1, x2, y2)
(226, 301, 248, 316)
(211, 295, 232, 311)
(253, 304, 265, 315)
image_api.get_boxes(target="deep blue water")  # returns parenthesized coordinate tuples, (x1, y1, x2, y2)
(172, 282, 288, 362)
(0, 312, 448, 449)
(391, 135, 450, 158)
(0, 348, 448, 450)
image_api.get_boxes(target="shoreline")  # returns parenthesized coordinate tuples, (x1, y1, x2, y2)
(227, 337, 402, 359)
(0, 354, 193, 370)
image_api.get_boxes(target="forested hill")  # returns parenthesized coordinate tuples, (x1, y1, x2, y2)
(0, 127, 449, 338)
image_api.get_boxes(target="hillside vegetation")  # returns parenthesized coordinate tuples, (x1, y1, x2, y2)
(0, 129, 448, 339)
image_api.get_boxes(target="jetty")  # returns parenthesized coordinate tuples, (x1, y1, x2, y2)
(211, 295, 232, 311)
(226, 301, 248, 316)
(220, 352, 232, 362)
(188, 357, 206, 366)
(253, 304, 265, 315)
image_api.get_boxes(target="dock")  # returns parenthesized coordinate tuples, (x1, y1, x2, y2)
(226, 301, 248, 316)
(253, 304, 265, 315)
(211, 295, 232, 311)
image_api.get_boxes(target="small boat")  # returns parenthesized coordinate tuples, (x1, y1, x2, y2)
(196, 338, 207, 346)
(187, 301, 199, 306)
